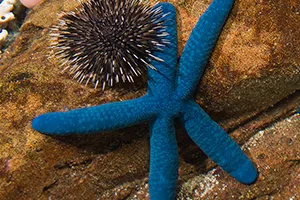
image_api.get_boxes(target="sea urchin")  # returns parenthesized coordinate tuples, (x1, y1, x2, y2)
(50, 0, 169, 90)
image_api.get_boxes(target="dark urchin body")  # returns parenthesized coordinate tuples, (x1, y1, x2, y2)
(50, 0, 168, 90)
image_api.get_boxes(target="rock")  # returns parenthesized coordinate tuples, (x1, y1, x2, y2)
(0, 0, 299, 199)
(196, 0, 300, 123)
(178, 113, 300, 200)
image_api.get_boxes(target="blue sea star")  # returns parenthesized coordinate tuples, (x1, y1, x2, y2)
(32, 0, 258, 199)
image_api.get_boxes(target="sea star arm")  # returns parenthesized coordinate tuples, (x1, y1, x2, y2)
(148, 4, 179, 199)
(147, 3, 178, 97)
(32, 96, 157, 135)
(180, 101, 258, 184)
(149, 117, 178, 200)
(176, 0, 235, 98)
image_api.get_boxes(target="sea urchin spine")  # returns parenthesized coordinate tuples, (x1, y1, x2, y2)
(50, 0, 169, 90)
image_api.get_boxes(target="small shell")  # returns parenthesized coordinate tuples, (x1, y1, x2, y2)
(0, 12, 15, 25)
(0, 29, 8, 41)
(0, 0, 16, 26)
(0, 28, 8, 50)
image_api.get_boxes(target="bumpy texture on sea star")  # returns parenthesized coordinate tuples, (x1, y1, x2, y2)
(32, 1, 258, 199)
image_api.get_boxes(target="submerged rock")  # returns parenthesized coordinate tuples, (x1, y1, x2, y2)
(178, 113, 300, 199)
(197, 0, 300, 122)
(0, 0, 299, 199)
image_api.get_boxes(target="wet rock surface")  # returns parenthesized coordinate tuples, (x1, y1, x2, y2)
(0, 0, 299, 199)
(178, 113, 300, 200)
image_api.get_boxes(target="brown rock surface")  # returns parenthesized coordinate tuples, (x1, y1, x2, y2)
(197, 0, 300, 121)
(178, 113, 300, 200)
(0, 0, 299, 199)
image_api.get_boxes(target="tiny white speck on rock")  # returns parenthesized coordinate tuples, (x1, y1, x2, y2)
(178, 169, 220, 199)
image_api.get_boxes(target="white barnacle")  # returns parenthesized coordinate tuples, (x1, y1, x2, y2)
(0, 0, 16, 50)
(0, 28, 8, 50)
(0, 0, 16, 26)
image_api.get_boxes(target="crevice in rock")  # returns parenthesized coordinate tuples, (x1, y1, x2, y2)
(42, 179, 58, 192)
(230, 91, 299, 145)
